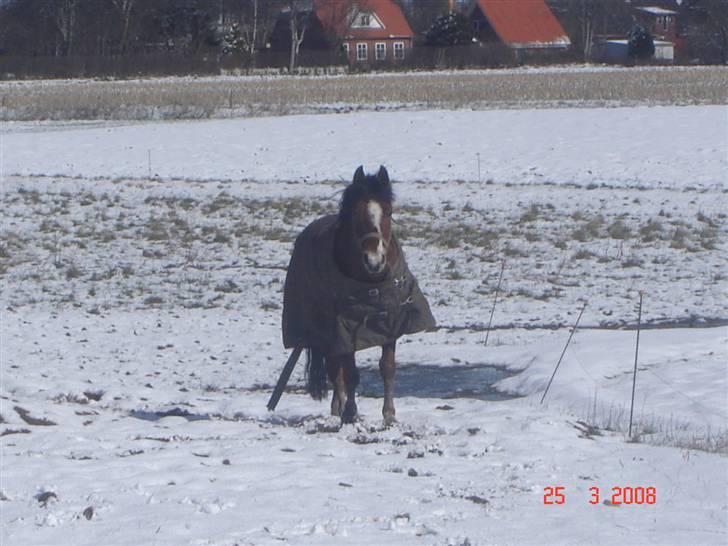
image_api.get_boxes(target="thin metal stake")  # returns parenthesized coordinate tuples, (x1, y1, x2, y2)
(628, 291, 644, 438)
(148, 149, 152, 179)
(476, 152, 481, 183)
(484, 259, 505, 347)
(540, 301, 587, 404)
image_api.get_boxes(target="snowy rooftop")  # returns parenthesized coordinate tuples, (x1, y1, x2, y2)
(606, 39, 674, 46)
(636, 6, 678, 15)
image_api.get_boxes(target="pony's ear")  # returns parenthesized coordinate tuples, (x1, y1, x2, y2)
(376, 166, 390, 185)
(353, 166, 366, 184)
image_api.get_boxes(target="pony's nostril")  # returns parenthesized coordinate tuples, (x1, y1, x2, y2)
(364, 254, 385, 272)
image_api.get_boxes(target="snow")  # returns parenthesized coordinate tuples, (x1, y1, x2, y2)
(510, 37, 571, 49)
(2, 106, 726, 189)
(0, 64, 719, 87)
(1, 105, 727, 545)
(2, 308, 726, 545)
(636, 7, 678, 16)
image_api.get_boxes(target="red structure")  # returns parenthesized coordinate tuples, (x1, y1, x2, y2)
(469, 0, 570, 50)
(315, 0, 415, 64)
(634, 6, 679, 42)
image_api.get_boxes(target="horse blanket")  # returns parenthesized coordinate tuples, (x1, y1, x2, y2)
(282, 215, 436, 356)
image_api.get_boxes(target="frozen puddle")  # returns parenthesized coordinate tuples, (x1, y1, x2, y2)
(359, 363, 518, 401)
(129, 408, 212, 422)
(217, 364, 520, 403)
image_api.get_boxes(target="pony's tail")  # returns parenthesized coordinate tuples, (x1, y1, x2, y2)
(305, 348, 328, 401)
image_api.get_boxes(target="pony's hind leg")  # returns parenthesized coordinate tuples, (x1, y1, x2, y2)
(379, 341, 397, 425)
(327, 357, 346, 417)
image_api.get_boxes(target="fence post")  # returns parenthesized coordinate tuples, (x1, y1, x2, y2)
(540, 301, 587, 404)
(628, 291, 644, 438)
(484, 259, 505, 347)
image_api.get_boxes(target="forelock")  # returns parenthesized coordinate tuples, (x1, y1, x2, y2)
(339, 175, 393, 223)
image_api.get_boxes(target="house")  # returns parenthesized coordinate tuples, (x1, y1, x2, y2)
(634, 6, 678, 42)
(634, 5, 681, 62)
(269, 1, 414, 66)
(316, 0, 415, 64)
(467, 0, 571, 59)
(592, 4, 679, 64)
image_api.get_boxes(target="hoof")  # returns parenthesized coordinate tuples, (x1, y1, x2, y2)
(342, 406, 358, 424)
(383, 414, 397, 427)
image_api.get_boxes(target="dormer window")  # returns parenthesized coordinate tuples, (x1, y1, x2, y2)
(351, 10, 383, 30)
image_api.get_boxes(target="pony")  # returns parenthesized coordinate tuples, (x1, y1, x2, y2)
(282, 166, 435, 425)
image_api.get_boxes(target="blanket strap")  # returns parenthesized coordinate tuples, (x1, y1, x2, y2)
(267, 346, 304, 411)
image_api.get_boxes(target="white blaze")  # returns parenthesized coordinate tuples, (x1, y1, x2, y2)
(365, 200, 386, 270)
(368, 201, 383, 234)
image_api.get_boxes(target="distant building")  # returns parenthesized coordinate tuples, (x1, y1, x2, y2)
(596, 39, 674, 64)
(593, 4, 679, 64)
(466, 0, 571, 60)
(318, 0, 415, 64)
(269, 0, 414, 66)
(634, 6, 678, 42)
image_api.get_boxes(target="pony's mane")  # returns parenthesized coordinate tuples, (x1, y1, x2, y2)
(339, 174, 394, 224)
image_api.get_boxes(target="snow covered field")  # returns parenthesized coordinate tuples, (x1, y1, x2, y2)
(2, 65, 726, 121)
(1, 104, 727, 545)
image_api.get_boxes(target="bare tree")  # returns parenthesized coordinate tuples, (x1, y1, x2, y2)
(579, 0, 596, 60)
(256, 0, 284, 50)
(247, 0, 259, 65)
(110, 0, 136, 54)
(55, 0, 78, 55)
(222, 0, 264, 66)
(702, 0, 728, 63)
(553, 0, 602, 61)
(552, 0, 631, 61)
(287, 0, 311, 72)
(239, 0, 260, 65)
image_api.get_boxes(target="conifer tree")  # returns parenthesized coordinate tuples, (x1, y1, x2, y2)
(627, 24, 655, 59)
(425, 11, 473, 47)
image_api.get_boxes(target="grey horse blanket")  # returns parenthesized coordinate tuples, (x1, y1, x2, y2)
(282, 215, 436, 356)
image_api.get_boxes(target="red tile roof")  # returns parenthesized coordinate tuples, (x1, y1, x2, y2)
(475, 0, 570, 48)
(314, 0, 414, 40)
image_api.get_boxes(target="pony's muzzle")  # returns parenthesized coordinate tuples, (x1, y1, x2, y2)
(363, 251, 386, 274)
(360, 233, 387, 274)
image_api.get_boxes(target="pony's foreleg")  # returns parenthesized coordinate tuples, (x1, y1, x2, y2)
(341, 353, 359, 424)
(379, 341, 397, 425)
(327, 357, 346, 417)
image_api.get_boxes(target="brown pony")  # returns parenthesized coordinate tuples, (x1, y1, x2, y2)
(282, 166, 435, 425)
(329, 166, 397, 423)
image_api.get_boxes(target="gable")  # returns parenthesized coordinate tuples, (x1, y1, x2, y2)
(315, 0, 414, 39)
(350, 11, 385, 30)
